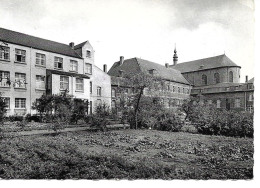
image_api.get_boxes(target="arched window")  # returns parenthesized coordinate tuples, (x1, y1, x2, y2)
(202, 74, 207, 85)
(229, 71, 233, 82)
(214, 73, 220, 84)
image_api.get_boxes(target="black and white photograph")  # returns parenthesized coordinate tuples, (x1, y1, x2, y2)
(0, 0, 258, 184)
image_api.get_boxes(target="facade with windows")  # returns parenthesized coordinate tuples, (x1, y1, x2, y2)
(0, 28, 111, 116)
(108, 57, 192, 111)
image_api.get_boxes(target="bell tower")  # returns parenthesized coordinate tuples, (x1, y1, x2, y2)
(173, 44, 178, 66)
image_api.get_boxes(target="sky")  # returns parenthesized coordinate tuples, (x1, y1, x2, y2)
(0, 0, 255, 82)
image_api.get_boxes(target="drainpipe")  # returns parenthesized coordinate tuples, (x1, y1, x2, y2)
(30, 47, 32, 115)
(244, 91, 247, 111)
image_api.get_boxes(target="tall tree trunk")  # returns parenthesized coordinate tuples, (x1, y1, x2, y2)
(134, 88, 143, 129)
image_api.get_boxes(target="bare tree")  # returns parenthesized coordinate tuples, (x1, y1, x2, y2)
(123, 72, 164, 129)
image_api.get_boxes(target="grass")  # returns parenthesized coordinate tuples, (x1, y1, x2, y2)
(0, 129, 253, 179)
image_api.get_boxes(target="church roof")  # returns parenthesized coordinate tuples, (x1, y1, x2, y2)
(0, 27, 82, 59)
(108, 57, 191, 85)
(170, 54, 240, 73)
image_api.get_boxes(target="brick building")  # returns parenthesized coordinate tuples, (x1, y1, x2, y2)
(108, 56, 192, 110)
(0, 28, 111, 116)
(170, 52, 254, 112)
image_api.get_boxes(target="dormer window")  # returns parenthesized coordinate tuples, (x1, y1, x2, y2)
(119, 70, 124, 77)
(149, 69, 155, 75)
(86, 50, 91, 58)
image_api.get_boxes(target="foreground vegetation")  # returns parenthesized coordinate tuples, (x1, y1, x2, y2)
(0, 130, 253, 179)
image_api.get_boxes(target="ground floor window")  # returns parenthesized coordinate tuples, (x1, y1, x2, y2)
(76, 78, 84, 91)
(3, 97, 10, 109)
(60, 76, 69, 90)
(217, 100, 221, 108)
(15, 98, 26, 108)
(235, 98, 241, 108)
(111, 100, 116, 108)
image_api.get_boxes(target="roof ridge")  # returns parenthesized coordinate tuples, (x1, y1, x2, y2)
(0, 27, 71, 47)
(176, 54, 225, 65)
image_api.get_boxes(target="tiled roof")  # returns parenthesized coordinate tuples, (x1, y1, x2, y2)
(74, 41, 88, 49)
(0, 27, 82, 59)
(108, 57, 191, 85)
(111, 76, 129, 87)
(170, 54, 240, 73)
(248, 77, 254, 83)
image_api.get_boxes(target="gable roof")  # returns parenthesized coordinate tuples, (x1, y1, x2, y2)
(74, 41, 88, 49)
(170, 54, 240, 73)
(0, 27, 82, 59)
(108, 57, 191, 85)
(248, 77, 254, 83)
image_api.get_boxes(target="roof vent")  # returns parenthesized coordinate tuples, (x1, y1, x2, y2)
(165, 63, 169, 68)
(199, 65, 204, 69)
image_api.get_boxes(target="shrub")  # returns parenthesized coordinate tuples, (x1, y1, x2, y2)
(155, 111, 184, 132)
(0, 93, 7, 124)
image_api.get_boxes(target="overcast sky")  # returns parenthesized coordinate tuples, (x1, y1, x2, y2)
(0, 0, 255, 81)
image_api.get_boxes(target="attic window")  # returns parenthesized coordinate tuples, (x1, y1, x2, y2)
(119, 70, 124, 77)
(149, 69, 155, 75)
(199, 65, 204, 69)
(86, 50, 91, 58)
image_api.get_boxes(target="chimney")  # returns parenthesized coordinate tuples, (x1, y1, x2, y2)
(69, 42, 74, 49)
(103, 64, 107, 73)
(119, 56, 124, 65)
(165, 63, 169, 68)
(245, 75, 248, 83)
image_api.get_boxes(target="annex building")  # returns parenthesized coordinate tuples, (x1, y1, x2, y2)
(108, 56, 192, 110)
(0, 28, 111, 116)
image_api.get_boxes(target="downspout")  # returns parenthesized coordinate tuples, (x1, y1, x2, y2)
(244, 91, 247, 111)
(30, 47, 32, 114)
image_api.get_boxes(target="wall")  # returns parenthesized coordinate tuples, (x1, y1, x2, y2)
(182, 67, 240, 86)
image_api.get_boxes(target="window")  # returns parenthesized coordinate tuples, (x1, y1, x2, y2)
(54, 57, 63, 69)
(36, 53, 46, 66)
(182, 88, 185, 93)
(111, 100, 116, 108)
(0, 71, 10, 87)
(15, 98, 26, 109)
(15, 73, 26, 88)
(3, 97, 10, 109)
(235, 98, 241, 108)
(76, 78, 84, 91)
(172, 86, 175, 92)
(86, 50, 91, 58)
(167, 85, 170, 91)
(214, 73, 220, 84)
(217, 100, 221, 108)
(97, 86, 101, 96)
(178, 87, 180, 93)
(229, 71, 233, 83)
(15, 49, 26, 63)
(111, 88, 116, 97)
(85, 63, 92, 74)
(248, 94, 253, 101)
(36, 75, 45, 90)
(0, 46, 10, 60)
(187, 89, 189, 94)
(70, 60, 78, 72)
(202, 74, 207, 85)
(97, 99, 102, 106)
(90, 81, 92, 94)
(208, 100, 212, 105)
(60, 76, 69, 90)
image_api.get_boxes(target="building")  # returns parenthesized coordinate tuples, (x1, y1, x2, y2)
(170, 52, 254, 112)
(0, 27, 111, 116)
(108, 56, 192, 110)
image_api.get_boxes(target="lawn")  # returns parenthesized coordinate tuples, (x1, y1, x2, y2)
(0, 129, 253, 179)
